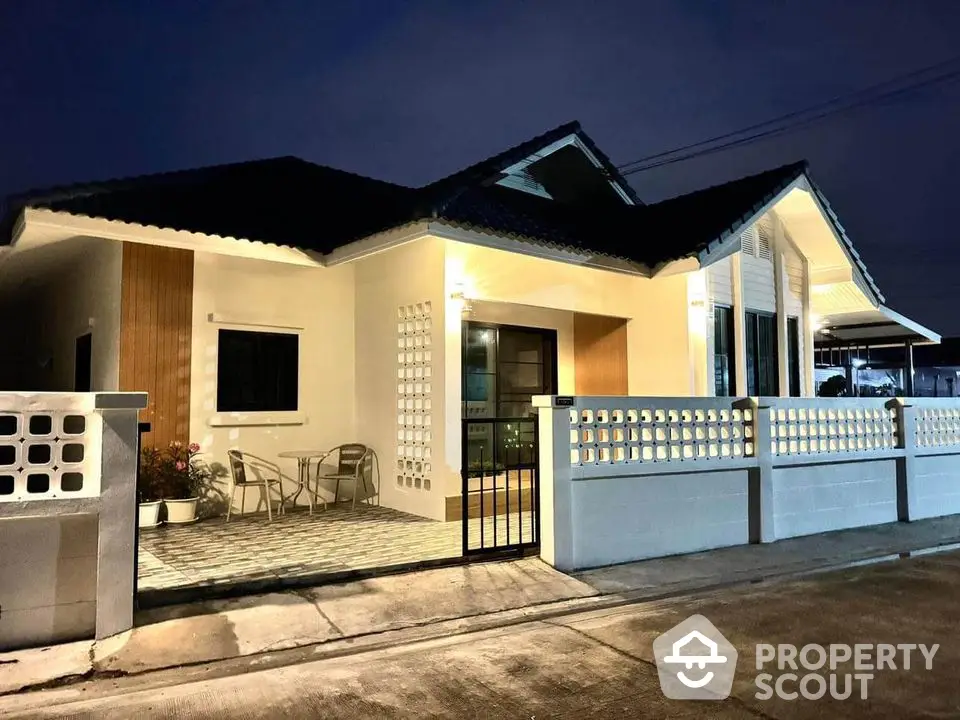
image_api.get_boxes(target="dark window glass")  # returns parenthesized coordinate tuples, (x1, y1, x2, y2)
(713, 306, 736, 396)
(787, 317, 801, 397)
(217, 330, 299, 412)
(746, 311, 779, 396)
(461, 323, 557, 419)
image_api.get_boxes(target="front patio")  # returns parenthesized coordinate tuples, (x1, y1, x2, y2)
(137, 503, 536, 596)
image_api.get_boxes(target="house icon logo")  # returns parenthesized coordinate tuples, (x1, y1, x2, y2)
(652, 614, 738, 700)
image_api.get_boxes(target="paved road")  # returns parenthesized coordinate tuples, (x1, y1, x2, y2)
(8, 551, 960, 718)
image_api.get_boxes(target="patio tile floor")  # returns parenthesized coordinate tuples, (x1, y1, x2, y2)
(137, 504, 535, 593)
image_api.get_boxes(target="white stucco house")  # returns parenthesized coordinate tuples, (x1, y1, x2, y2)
(0, 121, 939, 526)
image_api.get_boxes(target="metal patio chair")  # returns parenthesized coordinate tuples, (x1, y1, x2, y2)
(313, 444, 380, 510)
(226, 449, 284, 522)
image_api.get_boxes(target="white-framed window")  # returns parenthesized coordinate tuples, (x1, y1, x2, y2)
(216, 328, 299, 413)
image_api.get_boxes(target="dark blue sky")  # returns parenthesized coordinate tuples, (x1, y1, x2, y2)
(2, 1, 959, 332)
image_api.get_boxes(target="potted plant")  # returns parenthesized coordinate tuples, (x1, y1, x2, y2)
(137, 446, 164, 529)
(160, 441, 209, 524)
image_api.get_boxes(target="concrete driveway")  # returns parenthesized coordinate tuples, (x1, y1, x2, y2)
(5, 549, 960, 718)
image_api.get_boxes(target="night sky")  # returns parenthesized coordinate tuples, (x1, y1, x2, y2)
(2, 2, 958, 333)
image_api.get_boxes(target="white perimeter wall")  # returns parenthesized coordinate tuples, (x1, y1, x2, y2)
(190, 252, 356, 512)
(771, 460, 899, 540)
(0, 514, 99, 650)
(910, 454, 960, 520)
(567, 470, 750, 568)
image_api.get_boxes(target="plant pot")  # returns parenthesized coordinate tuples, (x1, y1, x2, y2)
(164, 497, 199, 524)
(138, 501, 163, 529)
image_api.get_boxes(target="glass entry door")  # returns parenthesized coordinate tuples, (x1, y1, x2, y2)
(462, 322, 558, 419)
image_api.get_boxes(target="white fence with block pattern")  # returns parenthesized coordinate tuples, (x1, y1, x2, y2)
(534, 395, 960, 571)
(0, 392, 146, 651)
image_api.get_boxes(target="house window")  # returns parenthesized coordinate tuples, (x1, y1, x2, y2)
(745, 311, 779, 396)
(787, 317, 801, 397)
(713, 305, 736, 396)
(216, 329, 299, 412)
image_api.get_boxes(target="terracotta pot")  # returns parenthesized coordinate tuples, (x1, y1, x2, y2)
(139, 501, 162, 529)
(164, 498, 199, 524)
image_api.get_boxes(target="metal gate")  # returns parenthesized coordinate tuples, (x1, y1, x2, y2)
(461, 417, 540, 555)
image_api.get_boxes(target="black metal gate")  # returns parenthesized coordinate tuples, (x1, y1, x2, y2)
(461, 417, 540, 555)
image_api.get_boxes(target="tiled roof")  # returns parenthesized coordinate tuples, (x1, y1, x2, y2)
(0, 123, 877, 291)
(1, 157, 420, 254)
(431, 161, 810, 268)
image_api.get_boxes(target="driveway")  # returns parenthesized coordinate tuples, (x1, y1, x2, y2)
(6, 550, 960, 718)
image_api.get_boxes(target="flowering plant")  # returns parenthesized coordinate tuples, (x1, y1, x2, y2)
(138, 441, 210, 501)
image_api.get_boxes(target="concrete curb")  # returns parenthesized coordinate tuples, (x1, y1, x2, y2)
(4, 535, 959, 711)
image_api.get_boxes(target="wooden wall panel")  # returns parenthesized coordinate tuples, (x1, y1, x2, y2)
(573, 313, 628, 395)
(119, 243, 194, 450)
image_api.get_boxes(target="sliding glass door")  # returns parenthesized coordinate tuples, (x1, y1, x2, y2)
(462, 322, 558, 418)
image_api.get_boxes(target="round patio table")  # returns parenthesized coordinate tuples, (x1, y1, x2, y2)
(278, 450, 327, 514)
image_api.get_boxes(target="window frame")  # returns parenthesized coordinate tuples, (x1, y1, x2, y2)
(211, 325, 304, 426)
(461, 321, 558, 419)
(745, 310, 780, 397)
(713, 304, 737, 397)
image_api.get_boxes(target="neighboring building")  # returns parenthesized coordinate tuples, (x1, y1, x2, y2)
(0, 120, 939, 522)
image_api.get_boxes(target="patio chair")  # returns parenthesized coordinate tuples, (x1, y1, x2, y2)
(226, 449, 284, 522)
(313, 444, 380, 510)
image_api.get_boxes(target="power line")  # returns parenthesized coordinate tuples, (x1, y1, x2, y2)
(617, 55, 960, 176)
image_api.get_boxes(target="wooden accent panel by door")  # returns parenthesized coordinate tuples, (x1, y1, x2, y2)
(119, 243, 194, 450)
(573, 313, 628, 395)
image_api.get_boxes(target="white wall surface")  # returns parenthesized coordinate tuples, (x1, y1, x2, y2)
(355, 238, 448, 520)
(190, 253, 357, 514)
(910, 454, 960, 520)
(706, 256, 734, 307)
(567, 470, 750, 568)
(771, 460, 899, 539)
(0, 515, 98, 650)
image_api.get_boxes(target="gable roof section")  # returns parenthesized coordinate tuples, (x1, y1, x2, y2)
(421, 120, 644, 208)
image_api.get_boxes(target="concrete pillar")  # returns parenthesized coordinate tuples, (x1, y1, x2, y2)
(742, 399, 776, 543)
(533, 396, 577, 571)
(801, 257, 815, 398)
(94, 393, 147, 640)
(893, 400, 918, 522)
(731, 253, 748, 396)
(773, 221, 789, 397)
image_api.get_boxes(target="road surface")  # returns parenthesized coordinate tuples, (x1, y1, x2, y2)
(6, 550, 960, 718)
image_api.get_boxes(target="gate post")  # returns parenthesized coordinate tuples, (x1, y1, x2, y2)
(534, 396, 576, 571)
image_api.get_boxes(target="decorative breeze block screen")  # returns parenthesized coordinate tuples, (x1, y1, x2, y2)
(915, 406, 960, 448)
(396, 302, 433, 491)
(769, 404, 897, 455)
(0, 411, 102, 501)
(570, 401, 753, 466)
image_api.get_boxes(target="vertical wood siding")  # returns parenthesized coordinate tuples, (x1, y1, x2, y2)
(119, 243, 194, 450)
(573, 313, 628, 395)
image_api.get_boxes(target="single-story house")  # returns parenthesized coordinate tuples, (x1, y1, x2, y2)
(0, 120, 939, 524)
